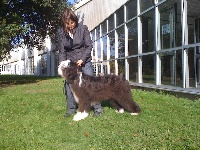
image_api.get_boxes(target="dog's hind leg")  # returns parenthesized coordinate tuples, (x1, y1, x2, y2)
(114, 95, 141, 115)
(109, 99, 124, 114)
(73, 98, 91, 121)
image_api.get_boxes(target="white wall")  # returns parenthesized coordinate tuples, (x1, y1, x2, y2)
(74, 0, 128, 31)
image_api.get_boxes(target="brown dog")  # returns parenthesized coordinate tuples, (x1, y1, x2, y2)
(58, 60, 141, 121)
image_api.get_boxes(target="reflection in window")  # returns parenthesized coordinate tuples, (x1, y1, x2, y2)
(103, 62, 108, 75)
(92, 42, 95, 59)
(188, 48, 195, 87)
(175, 51, 183, 86)
(92, 62, 97, 75)
(91, 30, 95, 42)
(161, 52, 176, 85)
(187, 1, 198, 45)
(118, 59, 125, 77)
(126, 0, 137, 21)
(140, 0, 154, 13)
(101, 20, 107, 36)
(108, 31, 115, 59)
(116, 6, 124, 27)
(109, 60, 115, 74)
(96, 26, 100, 40)
(108, 15, 115, 32)
(159, 2, 182, 49)
(141, 10, 154, 53)
(142, 54, 154, 84)
(117, 26, 125, 58)
(128, 57, 138, 82)
(127, 20, 138, 56)
(102, 36, 107, 60)
(97, 39, 101, 61)
(160, 50, 182, 87)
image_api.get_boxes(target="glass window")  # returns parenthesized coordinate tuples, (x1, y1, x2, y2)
(96, 26, 100, 40)
(118, 59, 125, 77)
(159, 1, 182, 49)
(142, 54, 154, 84)
(116, 6, 124, 27)
(91, 30, 95, 42)
(108, 31, 115, 59)
(101, 20, 107, 37)
(141, 10, 155, 53)
(159, 50, 182, 87)
(97, 39, 101, 61)
(117, 26, 125, 58)
(195, 19, 200, 44)
(40, 54, 47, 75)
(188, 48, 195, 87)
(187, 1, 200, 44)
(196, 19, 200, 87)
(28, 57, 34, 74)
(176, 50, 183, 86)
(161, 52, 176, 86)
(140, 0, 154, 13)
(126, 0, 137, 21)
(102, 36, 107, 60)
(92, 42, 95, 60)
(108, 15, 115, 32)
(109, 60, 115, 74)
(127, 19, 138, 56)
(97, 63, 101, 74)
(128, 57, 138, 82)
(103, 62, 108, 75)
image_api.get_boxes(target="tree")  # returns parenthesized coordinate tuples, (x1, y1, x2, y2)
(0, 0, 69, 60)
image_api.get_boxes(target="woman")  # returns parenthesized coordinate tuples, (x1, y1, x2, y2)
(59, 8, 103, 117)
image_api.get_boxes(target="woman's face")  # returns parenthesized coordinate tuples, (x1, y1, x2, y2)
(65, 19, 76, 31)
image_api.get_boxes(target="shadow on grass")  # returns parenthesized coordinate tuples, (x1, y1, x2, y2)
(0, 75, 57, 88)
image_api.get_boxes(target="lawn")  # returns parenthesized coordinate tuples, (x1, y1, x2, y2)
(0, 75, 199, 149)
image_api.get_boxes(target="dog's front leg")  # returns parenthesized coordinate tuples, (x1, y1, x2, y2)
(73, 99, 91, 121)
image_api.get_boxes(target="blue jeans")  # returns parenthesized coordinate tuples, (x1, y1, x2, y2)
(65, 61, 103, 114)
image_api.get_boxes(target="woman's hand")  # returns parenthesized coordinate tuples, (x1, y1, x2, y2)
(77, 59, 83, 67)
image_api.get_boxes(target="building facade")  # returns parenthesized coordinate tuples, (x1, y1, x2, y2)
(1, 0, 200, 95)
(74, 0, 200, 94)
(0, 36, 59, 76)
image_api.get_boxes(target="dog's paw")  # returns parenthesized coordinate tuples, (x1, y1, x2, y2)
(73, 111, 89, 121)
(115, 108, 124, 113)
(130, 113, 139, 116)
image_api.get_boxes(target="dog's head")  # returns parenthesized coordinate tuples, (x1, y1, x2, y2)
(58, 60, 80, 84)
(58, 60, 71, 77)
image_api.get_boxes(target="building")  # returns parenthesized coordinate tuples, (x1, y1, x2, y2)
(1, 0, 200, 96)
(74, 0, 200, 97)
(0, 36, 59, 76)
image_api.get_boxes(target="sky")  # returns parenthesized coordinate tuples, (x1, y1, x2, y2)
(67, 0, 75, 5)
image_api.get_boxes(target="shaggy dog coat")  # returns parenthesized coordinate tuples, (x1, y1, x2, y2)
(58, 60, 141, 121)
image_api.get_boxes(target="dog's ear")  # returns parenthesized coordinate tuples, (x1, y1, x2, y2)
(64, 64, 78, 84)
(66, 72, 76, 84)
(66, 73, 76, 84)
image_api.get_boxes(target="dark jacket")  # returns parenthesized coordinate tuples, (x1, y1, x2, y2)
(59, 23, 92, 64)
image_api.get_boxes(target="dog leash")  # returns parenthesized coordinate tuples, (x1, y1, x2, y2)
(63, 80, 66, 95)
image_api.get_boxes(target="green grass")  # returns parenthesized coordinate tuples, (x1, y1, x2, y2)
(0, 75, 200, 150)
